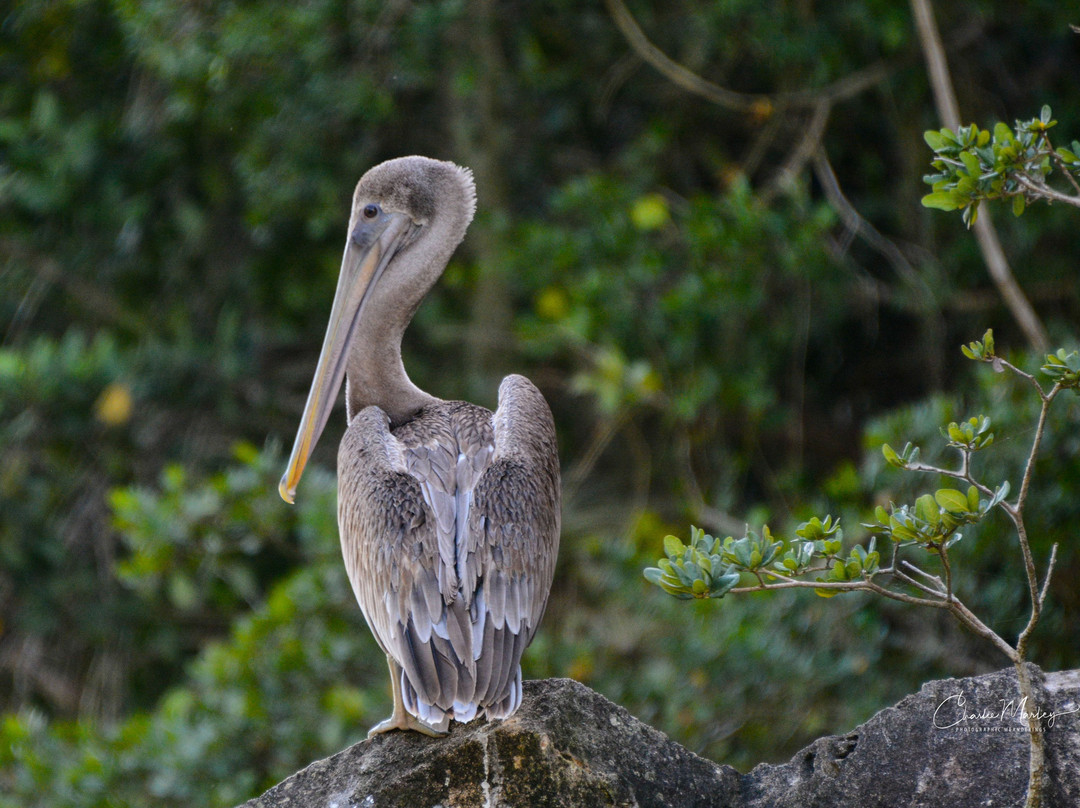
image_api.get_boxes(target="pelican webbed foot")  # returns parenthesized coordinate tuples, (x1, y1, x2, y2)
(367, 709, 448, 738)
(367, 653, 449, 738)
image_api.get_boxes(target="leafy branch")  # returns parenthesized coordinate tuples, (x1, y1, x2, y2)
(646, 330, 1078, 807)
(922, 106, 1080, 226)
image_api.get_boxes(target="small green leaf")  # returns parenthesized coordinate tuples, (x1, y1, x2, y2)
(935, 488, 970, 513)
(923, 129, 946, 151)
(663, 534, 685, 558)
(709, 573, 740, 598)
(660, 581, 694, 599)
(915, 494, 940, 524)
(921, 191, 961, 211)
(967, 485, 980, 512)
(1012, 194, 1025, 217)
(891, 525, 918, 543)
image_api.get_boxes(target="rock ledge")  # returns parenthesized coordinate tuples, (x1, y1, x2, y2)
(240, 667, 1080, 808)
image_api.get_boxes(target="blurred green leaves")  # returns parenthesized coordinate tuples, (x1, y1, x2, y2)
(0, 445, 375, 808)
(113, 443, 297, 614)
(510, 170, 843, 451)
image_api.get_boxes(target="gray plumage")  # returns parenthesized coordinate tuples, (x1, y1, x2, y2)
(279, 156, 560, 735)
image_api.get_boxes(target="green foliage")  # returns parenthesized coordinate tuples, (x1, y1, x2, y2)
(922, 106, 1080, 225)
(646, 331, 1074, 696)
(860, 356, 1080, 668)
(644, 518, 875, 599)
(3, 0, 1080, 803)
(644, 526, 744, 599)
(1040, 348, 1080, 389)
(112, 443, 293, 615)
(512, 174, 843, 428)
(0, 447, 379, 807)
(862, 482, 1005, 551)
(940, 415, 994, 451)
(960, 328, 997, 362)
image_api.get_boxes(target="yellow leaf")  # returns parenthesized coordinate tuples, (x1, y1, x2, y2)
(630, 193, 670, 231)
(95, 383, 133, 426)
(535, 286, 569, 320)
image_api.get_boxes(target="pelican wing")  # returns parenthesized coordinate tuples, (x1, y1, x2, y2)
(461, 374, 561, 717)
(337, 375, 559, 727)
(338, 407, 468, 730)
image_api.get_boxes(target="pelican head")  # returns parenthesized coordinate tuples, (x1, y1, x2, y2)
(279, 156, 477, 503)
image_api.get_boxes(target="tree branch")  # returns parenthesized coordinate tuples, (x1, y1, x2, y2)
(763, 102, 832, 201)
(604, 0, 890, 113)
(1015, 174, 1080, 209)
(812, 150, 928, 293)
(909, 0, 1049, 350)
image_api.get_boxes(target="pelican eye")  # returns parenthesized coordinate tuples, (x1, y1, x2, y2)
(362, 203, 380, 220)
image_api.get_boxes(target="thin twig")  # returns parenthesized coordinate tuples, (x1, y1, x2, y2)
(763, 102, 832, 201)
(604, 0, 890, 112)
(1037, 543, 1059, 610)
(1012, 446, 1048, 654)
(893, 565, 947, 598)
(728, 576, 945, 608)
(904, 460, 1003, 512)
(862, 579, 955, 610)
(1016, 389, 1058, 509)
(944, 597, 1020, 662)
(1015, 174, 1080, 209)
(995, 358, 1049, 400)
(894, 557, 946, 591)
(812, 151, 927, 293)
(1040, 132, 1080, 197)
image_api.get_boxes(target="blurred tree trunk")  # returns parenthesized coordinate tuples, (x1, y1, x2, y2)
(446, 0, 515, 403)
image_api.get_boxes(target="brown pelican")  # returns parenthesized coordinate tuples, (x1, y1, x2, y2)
(278, 156, 560, 736)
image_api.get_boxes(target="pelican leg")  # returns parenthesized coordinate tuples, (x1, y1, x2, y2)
(367, 654, 448, 738)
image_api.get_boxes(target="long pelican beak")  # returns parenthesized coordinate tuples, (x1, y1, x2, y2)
(279, 210, 413, 504)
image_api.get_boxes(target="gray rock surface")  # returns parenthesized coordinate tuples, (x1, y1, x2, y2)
(744, 665, 1079, 808)
(239, 668, 1080, 808)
